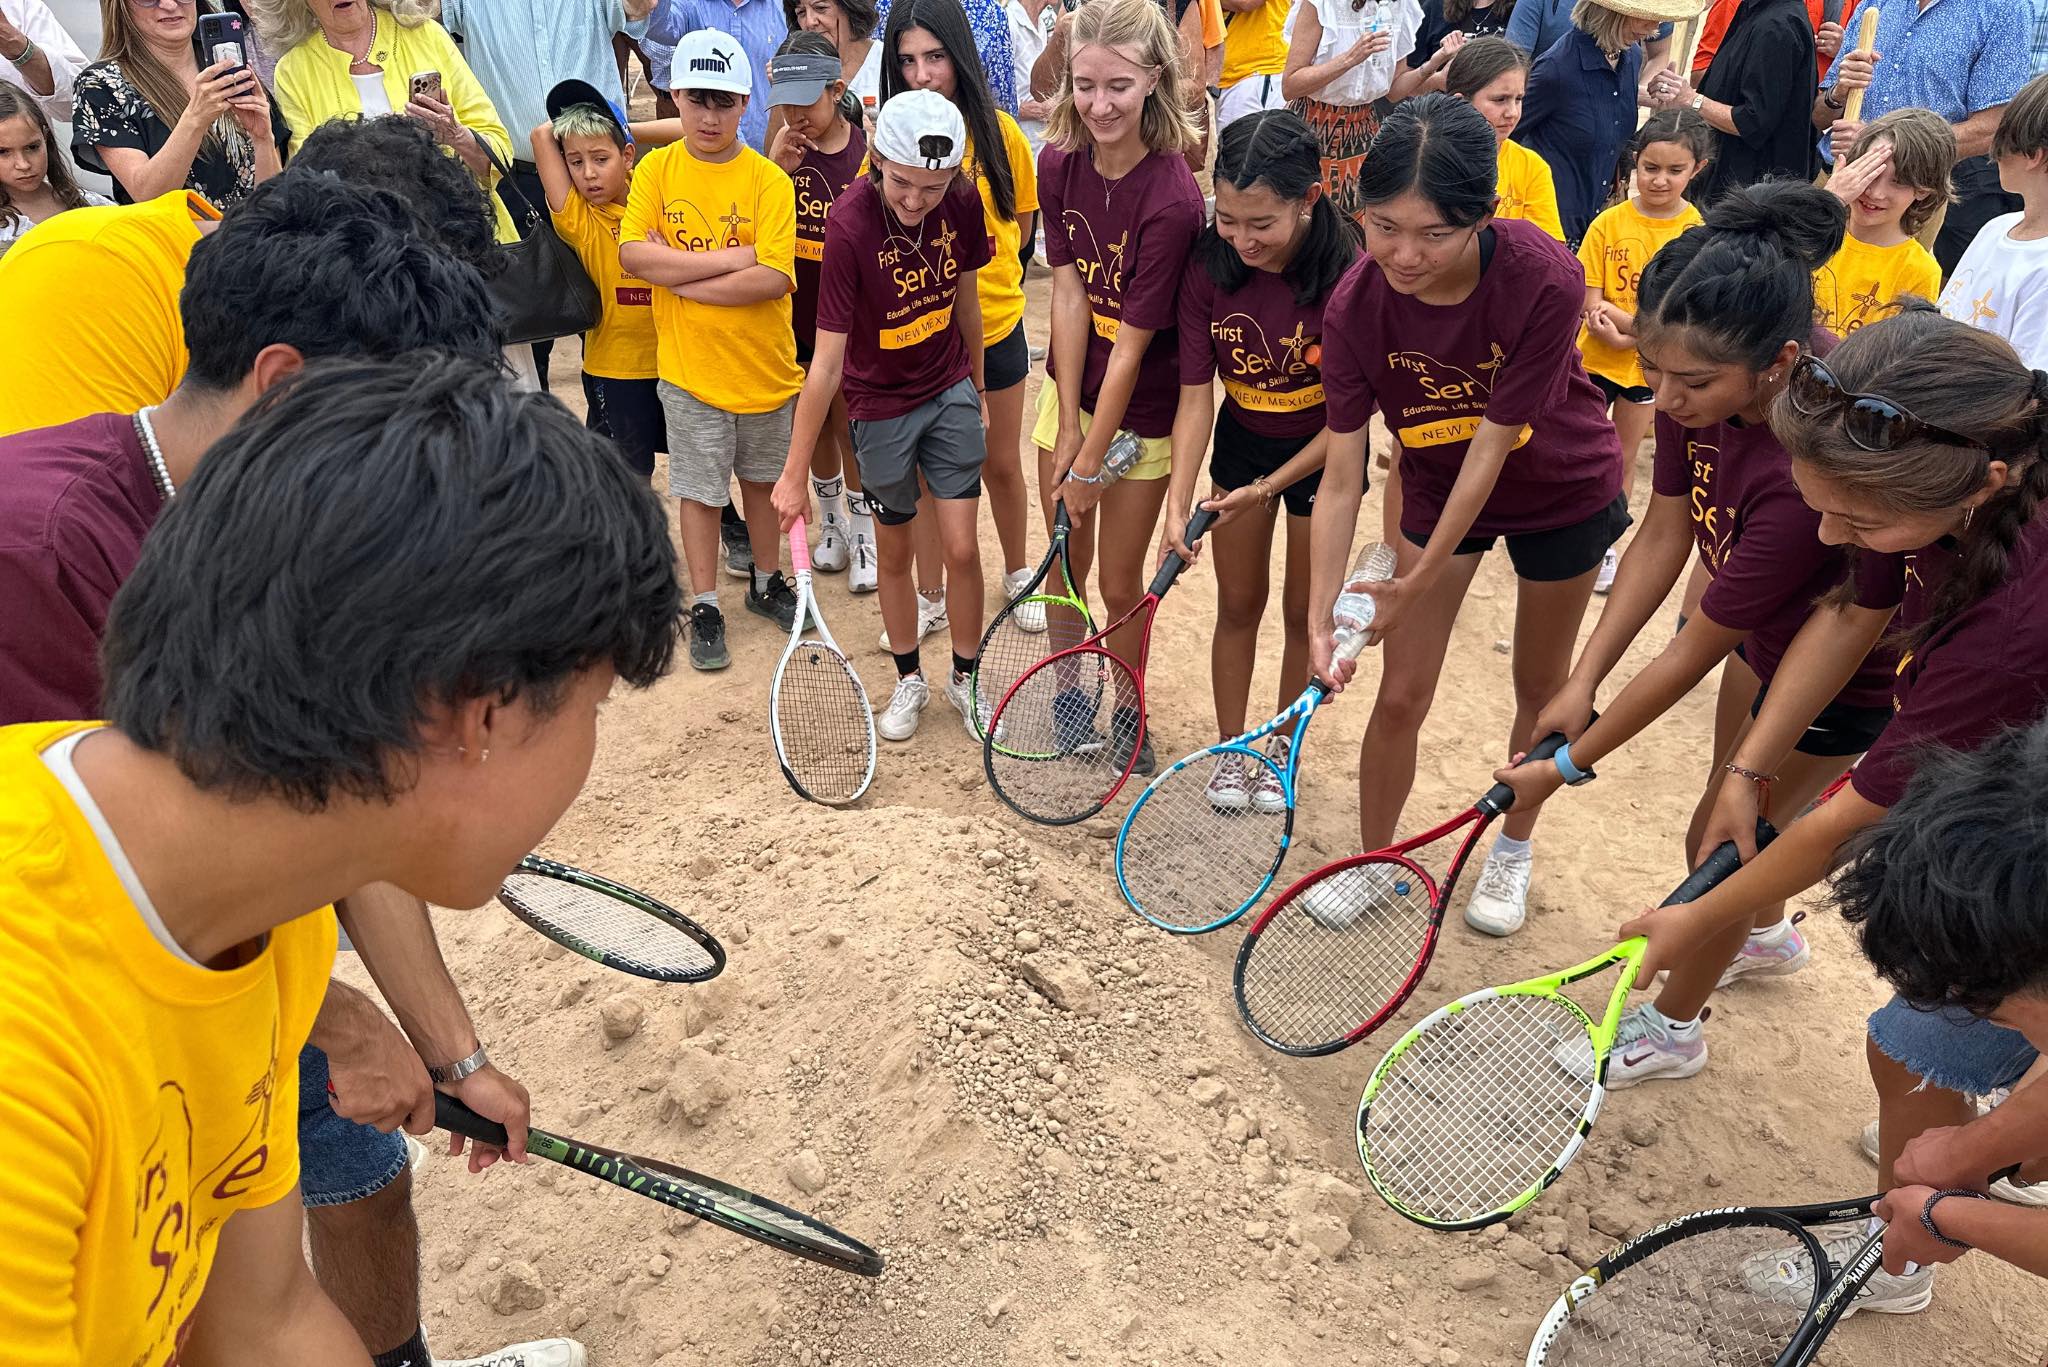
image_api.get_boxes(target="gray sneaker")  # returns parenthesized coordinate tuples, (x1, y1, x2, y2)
(688, 603, 730, 671)
(722, 517, 753, 579)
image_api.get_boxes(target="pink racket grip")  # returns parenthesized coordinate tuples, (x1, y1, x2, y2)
(788, 516, 811, 575)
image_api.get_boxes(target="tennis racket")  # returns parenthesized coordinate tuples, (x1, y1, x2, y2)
(498, 854, 724, 982)
(1114, 625, 1372, 933)
(970, 501, 1095, 740)
(770, 516, 877, 805)
(434, 1094, 885, 1277)
(1230, 730, 1578, 1056)
(983, 507, 1219, 826)
(1527, 1164, 2024, 1366)
(1355, 821, 1779, 1232)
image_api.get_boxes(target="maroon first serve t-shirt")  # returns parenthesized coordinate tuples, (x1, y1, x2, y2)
(1849, 514, 2048, 807)
(1038, 144, 1205, 439)
(1176, 256, 1332, 440)
(815, 174, 993, 421)
(0, 412, 161, 724)
(790, 122, 867, 353)
(1320, 217, 1624, 537)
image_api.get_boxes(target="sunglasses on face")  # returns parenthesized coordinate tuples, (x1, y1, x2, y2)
(1787, 353, 1986, 454)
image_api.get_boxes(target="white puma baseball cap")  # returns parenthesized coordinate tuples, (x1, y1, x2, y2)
(671, 29, 751, 96)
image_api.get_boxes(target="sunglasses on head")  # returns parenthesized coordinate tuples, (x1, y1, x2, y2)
(1787, 353, 1987, 454)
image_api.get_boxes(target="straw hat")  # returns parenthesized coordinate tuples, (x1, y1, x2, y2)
(1587, 0, 1708, 20)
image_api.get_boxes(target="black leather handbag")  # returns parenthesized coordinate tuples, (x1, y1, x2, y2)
(477, 138, 603, 346)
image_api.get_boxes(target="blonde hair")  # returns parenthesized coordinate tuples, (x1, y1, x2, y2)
(1043, 0, 1198, 156)
(246, 0, 437, 57)
(1570, 0, 1639, 58)
(1850, 107, 1958, 237)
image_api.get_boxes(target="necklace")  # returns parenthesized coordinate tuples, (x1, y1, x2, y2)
(1091, 147, 1130, 213)
(135, 407, 176, 503)
(333, 8, 378, 66)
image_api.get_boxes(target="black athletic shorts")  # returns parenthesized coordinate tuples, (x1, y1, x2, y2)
(1208, 404, 1324, 518)
(581, 373, 665, 480)
(985, 321, 1029, 392)
(1591, 373, 1653, 406)
(1402, 491, 1631, 583)
(1743, 651, 1892, 758)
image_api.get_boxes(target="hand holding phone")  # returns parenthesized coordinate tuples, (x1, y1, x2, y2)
(409, 70, 444, 102)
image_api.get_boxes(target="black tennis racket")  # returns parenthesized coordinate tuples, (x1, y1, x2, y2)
(498, 854, 724, 983)
(435, 1095, 884, 1276)
(970, 501, 1095, 738)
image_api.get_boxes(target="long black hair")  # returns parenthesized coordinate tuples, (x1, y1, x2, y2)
(1198, 110, 1358, 306)
(880, 0, 1015, 221)
(1356, 92, 1498, 229)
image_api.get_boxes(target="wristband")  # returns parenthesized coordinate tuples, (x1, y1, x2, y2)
(1823, 90, 1846, 112)
(1921, 1189, 1987, 1251)
(426, 1043, 490, 1085)
(1554, 740, 1596, 786)
(7, 35, 35, 66)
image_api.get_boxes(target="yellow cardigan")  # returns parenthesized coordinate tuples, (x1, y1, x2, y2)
(273, 11, 517, 242)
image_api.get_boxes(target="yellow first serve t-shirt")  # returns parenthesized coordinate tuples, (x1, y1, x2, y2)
(0, 722, 336, 1367)
(553, 193, 660, 381)
(621, 142, 804, 414)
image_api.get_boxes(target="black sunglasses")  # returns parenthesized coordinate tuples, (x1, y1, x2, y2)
(1786, 354, 1987, 454)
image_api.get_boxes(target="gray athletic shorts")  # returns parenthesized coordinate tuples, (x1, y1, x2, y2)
(848, 378, 984, 525)
(658, 381, 792, 505)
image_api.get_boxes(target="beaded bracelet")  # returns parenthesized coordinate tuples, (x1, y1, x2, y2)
(1921, 1189, 1988, 1251)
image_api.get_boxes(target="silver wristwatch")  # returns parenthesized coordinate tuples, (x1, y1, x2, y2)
(426, 1043, 489, 1085)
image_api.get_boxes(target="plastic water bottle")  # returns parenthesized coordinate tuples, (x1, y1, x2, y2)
(1100, 428, 1143, 486)
(1332, 541, 1398, 637)
(1365, 0, 1386, 34)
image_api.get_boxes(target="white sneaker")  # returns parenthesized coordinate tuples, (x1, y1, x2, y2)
(1593, 546, 1619, 595)
(1251, 737, 1290, 814)
(1301, 862, 1413, 931)
(1717, 919, 1812, 987)
(1555, 1002, 1708, 1089)
(404, 1132, 428, 1173)
(941, 669, 982, 737)
(1463, 847, 1533, 937)
(1007, 566, 1048, 634)
(876, 673, 929, 741)
(849, 529, 879, 593)
(880, 594, 948, 651)
(1741, 1224, 1934, 1317)
(436, 1339, 587, 1367)
(813, 515, 850, 573)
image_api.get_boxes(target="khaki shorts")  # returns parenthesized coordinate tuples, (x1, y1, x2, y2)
(1030, 378, 1171, 481)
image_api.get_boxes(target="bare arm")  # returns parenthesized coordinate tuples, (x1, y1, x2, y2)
(1307, 425, 1370, 672)
(528, 121, 576, 214)
(1047, 262, 1091, 467)
(1951, 103, 2006, 161)
(772, 328, 849, 526)
(1386, 49, 1451, 103)
(620, 238, 757, 285)
(627, 116, 687, 146)
(1725, 600, 1894, 779)
(957, 268, 986, 391)
(674, 261, 793, 304)
(1032, 12, 1070, 105)
(623, 0, 657, 20)
(181, 1192, 369, 1367)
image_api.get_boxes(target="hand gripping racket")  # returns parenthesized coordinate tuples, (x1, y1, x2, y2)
(770, 516, 877, 805)
(983, 506, 1220, 826)
(1114, 625, 1373, 933)
(434, 1094, 884, 1276)
(970, 501, 1096, 739)
(1355, 821, 1779, 1232)
(498, 854, 725, 982)
(1527, 1164, 2025, 1367)
(1231, 730, 1578, 1056)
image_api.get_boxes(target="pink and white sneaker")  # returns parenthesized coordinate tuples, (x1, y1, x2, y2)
(1717, 914, 1812, 987)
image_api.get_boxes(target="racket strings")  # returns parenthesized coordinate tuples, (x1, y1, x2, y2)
(773, 645, 874, 804)
(1120, 749, 1292, 930)
(1236, 861, 1436, 1050)
(987, 650, 1142, 823)
(1539, 1224, 1820, 1366)
(1362, 994, 1595, 1225)
(646, 1164, 867, 1257)
(975, 595, 1094, 729)
(499, 874, 717, 978)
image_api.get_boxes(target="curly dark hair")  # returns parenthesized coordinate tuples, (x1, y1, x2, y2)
(291, 114, 503, 277)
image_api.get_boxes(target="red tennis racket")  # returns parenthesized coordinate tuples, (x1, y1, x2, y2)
(983, 507, 1218, 826)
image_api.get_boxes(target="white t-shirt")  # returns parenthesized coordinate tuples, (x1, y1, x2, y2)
(1282, 0, 1422, 107)
(1006, 0, 1054, 145)
(1938, 212, 2048, 369)
(849, 39, 881, 115)
(351, 70, 394, 117)
(0, 189, 114, 254)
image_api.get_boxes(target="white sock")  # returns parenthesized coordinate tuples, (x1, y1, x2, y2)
(691, 590, 717, 609)
(1649, 1003, 1700, 1035)
(1492, 833, 1532, 861)
(847, 493, 876, 540)
(1749, 916, 1793, 945)
(751, 566, 774, 595)
(813, 475, 846, 524)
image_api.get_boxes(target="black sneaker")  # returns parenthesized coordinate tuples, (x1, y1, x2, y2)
(688, 603, 730, 671)
(1111, 704, 1155, 776)
(745, 570, 800, 632)
(721, 516, 753, 580)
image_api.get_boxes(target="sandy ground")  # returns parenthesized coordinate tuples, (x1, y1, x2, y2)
(332, 263, 2048, 1367)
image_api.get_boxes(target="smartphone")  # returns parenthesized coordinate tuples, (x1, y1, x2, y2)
(409, 70, 444, 103)
(195, 11, 246, 74)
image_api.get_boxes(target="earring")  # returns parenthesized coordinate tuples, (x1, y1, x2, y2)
(481, 748, 491, 764)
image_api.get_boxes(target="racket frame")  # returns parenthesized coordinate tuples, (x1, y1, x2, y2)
(970, 501, 1094, 734)
(769, 515, 878, 806)
(500, 853, 725, 983)
(434, 1094, 885, 1277)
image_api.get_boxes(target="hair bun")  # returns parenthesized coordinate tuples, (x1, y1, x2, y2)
(1701, 178, 1846, 272)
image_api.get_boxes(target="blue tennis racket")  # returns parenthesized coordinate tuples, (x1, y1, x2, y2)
(1113, 626, 1370, 932)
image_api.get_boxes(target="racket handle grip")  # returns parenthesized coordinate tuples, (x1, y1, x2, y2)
(1147, 506, 1223, 595)
(788, 516, 811, 575)
(1052, 500, 1072, 537)
(1662, 818, 1780, 905)
(435, 1091, 510, 1147)
(1479, 724, 1585, 813)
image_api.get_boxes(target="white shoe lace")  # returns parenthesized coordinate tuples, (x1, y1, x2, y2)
(1472, 851, 1531, 903)
(887, 676, 927, 715)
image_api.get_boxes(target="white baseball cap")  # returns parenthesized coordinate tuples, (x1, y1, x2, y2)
(872, 89, 966, 171)
(671, 29, 751, 96)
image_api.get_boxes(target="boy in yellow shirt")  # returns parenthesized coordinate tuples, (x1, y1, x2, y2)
(0, 354, 681, 1367)
(531, 79, 664, 482)
(1818, 108, 1953, 336)
(622, 29, 805, 672)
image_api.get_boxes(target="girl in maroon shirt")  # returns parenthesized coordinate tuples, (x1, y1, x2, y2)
(1494, 181, 1899, 1088)
(1309, 93, 1626, 935)
(1034, 0, 1207, 775)
(1623, 310, 2048, 1278)
(1162, 110, 1357, 811)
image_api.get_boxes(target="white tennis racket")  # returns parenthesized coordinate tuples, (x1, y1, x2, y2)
(769, 517, 877, 805)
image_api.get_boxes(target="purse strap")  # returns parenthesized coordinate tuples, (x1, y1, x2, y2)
(472, 131, 544, 235)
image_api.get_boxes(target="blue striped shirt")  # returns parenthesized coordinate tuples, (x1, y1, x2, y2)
(2032, 0, 2048, 78)
(649, 0, 791, 150)
(441, 0, 647, 143)
(1818, 0, 2031, 163)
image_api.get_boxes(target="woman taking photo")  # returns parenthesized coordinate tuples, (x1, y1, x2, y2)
(1309, 92, 1626, 935)
(259, 0, 515, 241)
(1036, 0, 1205, 775)
(1163, 110, 1355, 808)
(72, 0, 285, 206)
(1279, 0, 1420, 223)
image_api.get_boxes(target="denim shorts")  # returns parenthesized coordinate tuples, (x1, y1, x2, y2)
(297, 1043, 409, 1208)
(1867, 996, 2040, 1095)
